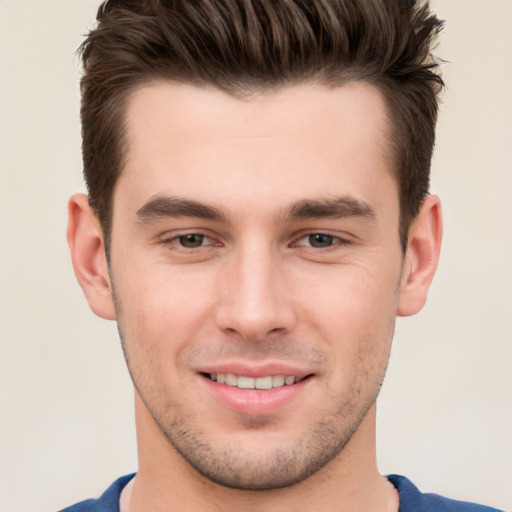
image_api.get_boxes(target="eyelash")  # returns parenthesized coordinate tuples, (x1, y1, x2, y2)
(162, 232, 219, 250)
(292, 233, 351, 249)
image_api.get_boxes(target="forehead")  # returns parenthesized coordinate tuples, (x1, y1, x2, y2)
(117, 81, 396, 218)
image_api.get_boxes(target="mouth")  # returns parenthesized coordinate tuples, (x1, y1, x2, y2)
(205, 373, 309, 390)
(200, 369, 314, 415)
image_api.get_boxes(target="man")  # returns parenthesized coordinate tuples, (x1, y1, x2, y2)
(62, 1, 503, 511)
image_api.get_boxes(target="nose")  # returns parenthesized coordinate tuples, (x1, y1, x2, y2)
(214, 244, 297, 341)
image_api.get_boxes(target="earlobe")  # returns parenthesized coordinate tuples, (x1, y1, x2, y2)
(67, 193, 116, 320)
(397, 195, 443, 317)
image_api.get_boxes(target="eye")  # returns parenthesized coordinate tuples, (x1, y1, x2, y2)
(295, 233, 341, 248)
(306, 233, 335, 248)
(158, 231, 222, 262)
(176, 233, 212, 248)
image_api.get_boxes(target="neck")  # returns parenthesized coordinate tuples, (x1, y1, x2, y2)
(128, 394, 397, 512)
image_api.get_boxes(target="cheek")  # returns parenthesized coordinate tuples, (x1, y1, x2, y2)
(291, 261, 400, 379)
(294, 258, 401, 327)
(111, 259, 219, 382)
(117, 257, 216, 321)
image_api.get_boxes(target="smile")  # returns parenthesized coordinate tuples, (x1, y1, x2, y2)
(209, 373, 301, 389)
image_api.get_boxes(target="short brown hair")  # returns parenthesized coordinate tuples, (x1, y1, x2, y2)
(79, 0, 444, 250)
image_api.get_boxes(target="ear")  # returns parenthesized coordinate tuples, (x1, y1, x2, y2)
(398, 195, 443, 317)
(67, 193, 116, 320)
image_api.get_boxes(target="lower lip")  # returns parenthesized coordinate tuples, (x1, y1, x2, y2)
(201, 375, 312, 416)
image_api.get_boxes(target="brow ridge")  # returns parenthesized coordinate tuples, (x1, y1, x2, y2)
(136, 196, 226, 222)
(136, 195, 375, 224)
(284, 197, 376, 221)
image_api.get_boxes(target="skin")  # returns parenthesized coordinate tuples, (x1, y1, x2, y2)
(68, 81, 442, 511)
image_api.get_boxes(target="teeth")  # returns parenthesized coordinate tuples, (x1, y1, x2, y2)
(210, 373, 298, 389)
(272, 375, 285, 387)
(225, 374, 237, 386)
(237, 376, 255, 389)
(255, 376, 272, 390)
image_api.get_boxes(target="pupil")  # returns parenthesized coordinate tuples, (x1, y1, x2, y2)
(180, 234, 204, 247)
(309, 234, 333, 247)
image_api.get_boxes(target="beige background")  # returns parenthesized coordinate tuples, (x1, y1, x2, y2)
(0, 1, 511, 510)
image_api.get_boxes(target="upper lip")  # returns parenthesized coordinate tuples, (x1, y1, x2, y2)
(196, 362, 312, 380)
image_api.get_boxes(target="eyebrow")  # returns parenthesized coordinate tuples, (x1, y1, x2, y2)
(283, 197, 376, 222)
(136, 196, 227, 222)
(136, 195, 376, 224)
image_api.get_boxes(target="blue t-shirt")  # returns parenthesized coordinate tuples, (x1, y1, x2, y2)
(59, 473, 505, 512)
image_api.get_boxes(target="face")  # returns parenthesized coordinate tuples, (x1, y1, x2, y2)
(109, 82, 404, 489)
